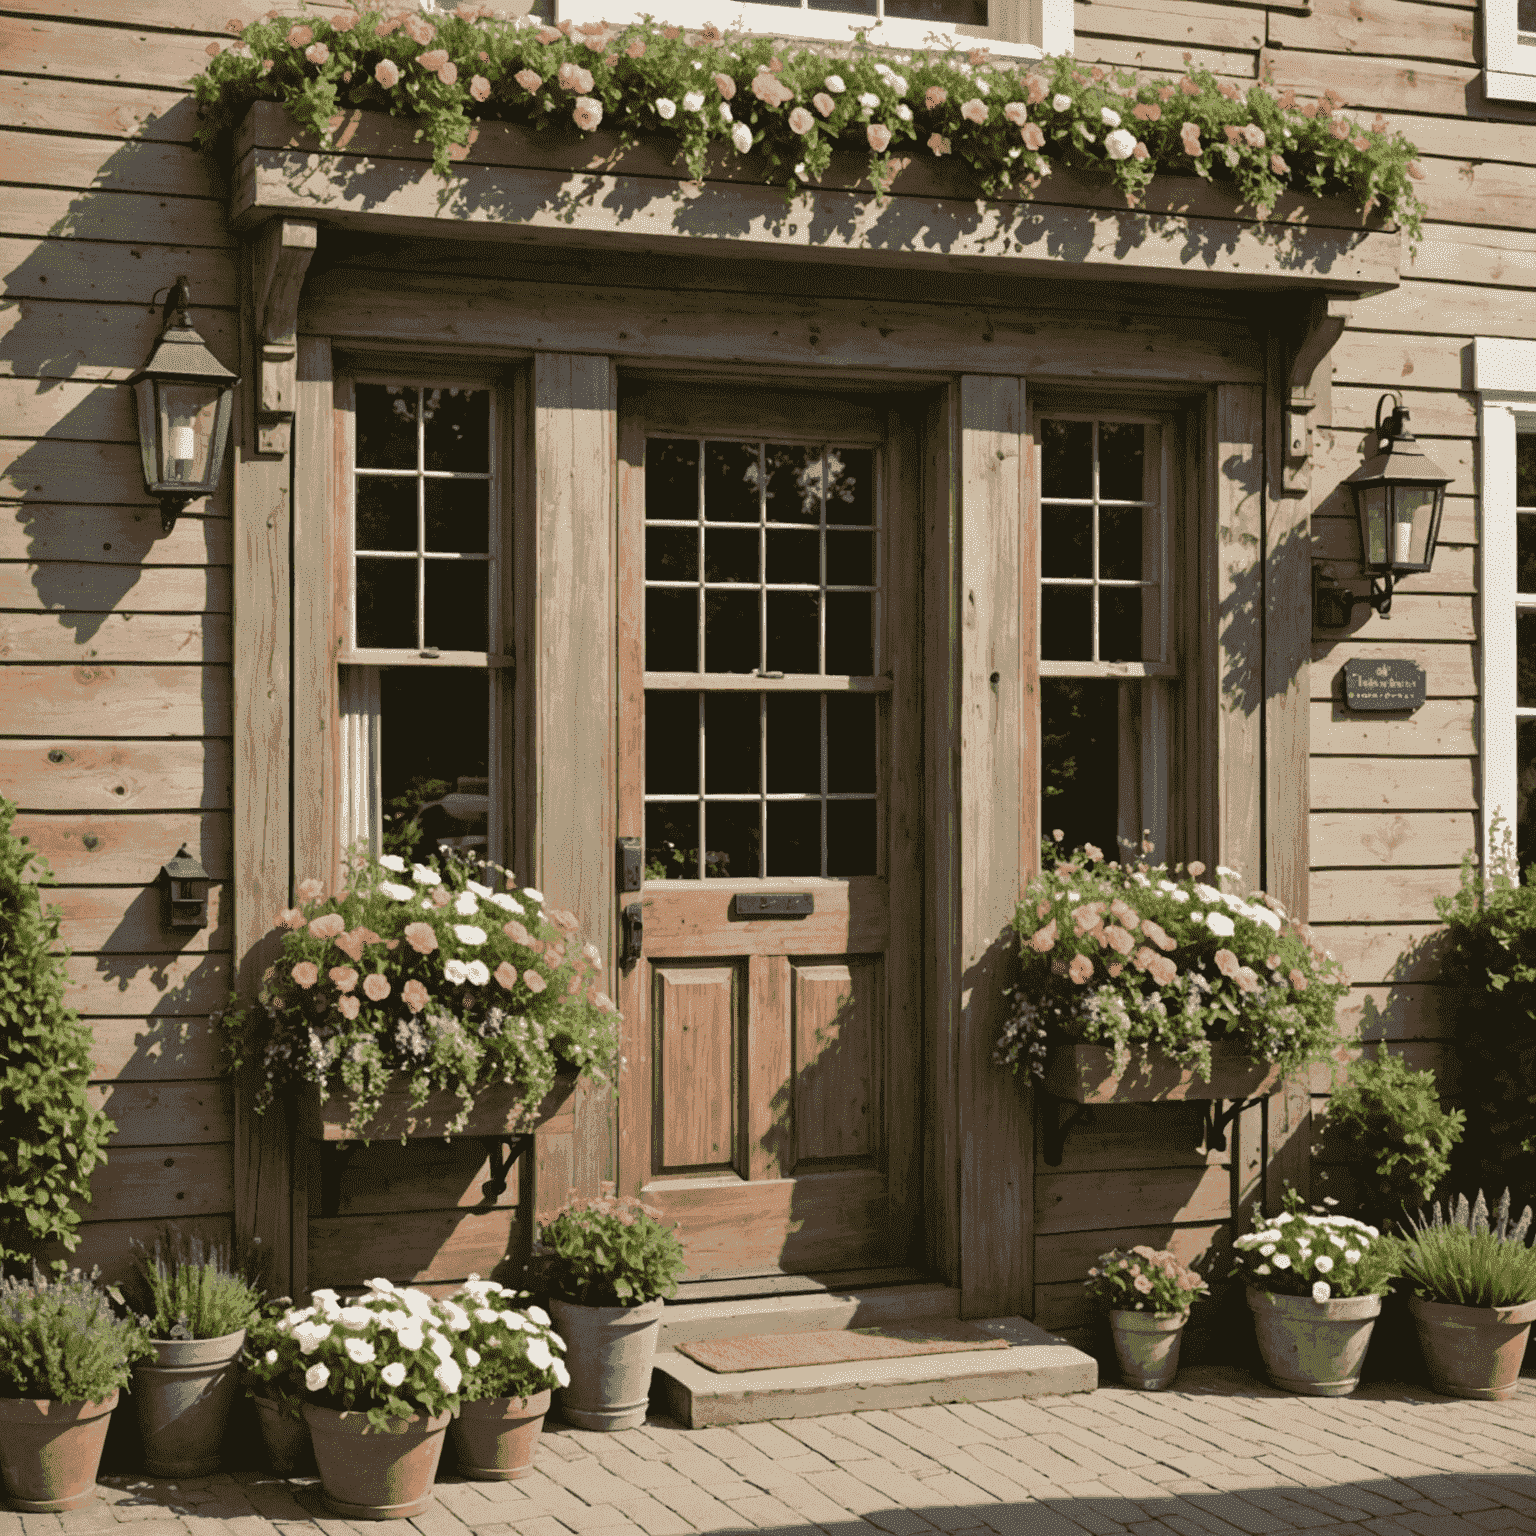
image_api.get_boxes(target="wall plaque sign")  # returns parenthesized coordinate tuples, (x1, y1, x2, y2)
(1343, 658, 1426, 711)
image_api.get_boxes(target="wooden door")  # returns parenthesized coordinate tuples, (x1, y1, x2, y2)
(616, 382, 924, 1280)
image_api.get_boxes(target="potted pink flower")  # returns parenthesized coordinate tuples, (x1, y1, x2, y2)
(1083, 1247, 1207, 1390)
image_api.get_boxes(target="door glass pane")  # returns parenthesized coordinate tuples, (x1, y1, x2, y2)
(647, 691, 698, 793)
(646, 800, 699, 880)
(827, 694, 876, 793)
(706, 693, 759, 795)
(768, 693, 821, 793)
(767, 802, 820, 876)
(827, 799, 876, 876)
(705, 801, 759, 878)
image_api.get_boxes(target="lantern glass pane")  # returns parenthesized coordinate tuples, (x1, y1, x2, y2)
(155, 382, 223, 488)
(1358, 484, 1388, 567)
(1392, 483, 1438, 567)
(133, 378, 159, 490)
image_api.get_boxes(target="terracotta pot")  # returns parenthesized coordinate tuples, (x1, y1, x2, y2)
(1408, 1294, 1536, 1401)
(1247, 1287, 1380, 1397)
(1108, 1310, 1186, 1390)
(303, 1402, 452, 1520)
(132, 1330, 247, 1477)
(253, 1394, 313, 1475)
(549, 1297, 664, 1432)
(0, 1391, 118, 1512)
(449, 1390, 551, 1480)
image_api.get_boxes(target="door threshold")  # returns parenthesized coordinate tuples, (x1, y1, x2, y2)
(670, 1265, 932, 1305)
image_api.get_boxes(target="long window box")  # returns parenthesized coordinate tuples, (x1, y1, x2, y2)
(1043, 1042, 1286, 1105)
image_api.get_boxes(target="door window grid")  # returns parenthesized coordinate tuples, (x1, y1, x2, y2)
(351, 382, 496, 656)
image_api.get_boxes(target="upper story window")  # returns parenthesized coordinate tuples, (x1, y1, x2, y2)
(1485, 0, 1536, 103)
(554, 0, 1071, 58)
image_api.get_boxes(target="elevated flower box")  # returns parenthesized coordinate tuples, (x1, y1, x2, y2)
(1043, 1042, 1286, 1105)
(298, 1067, 581, 1143)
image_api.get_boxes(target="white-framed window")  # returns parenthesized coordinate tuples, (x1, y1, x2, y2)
(1035, 409, 1174, 862)
(1485, 0, 1536, 103)
(1476, 337, 1536, 872)
(554, 0, 1070, 59)
(337, 375, 511, 867)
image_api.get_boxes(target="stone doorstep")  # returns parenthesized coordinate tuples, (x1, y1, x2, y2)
(650, 1317, 1098, 1428)
(658, 1285, 963, 1347)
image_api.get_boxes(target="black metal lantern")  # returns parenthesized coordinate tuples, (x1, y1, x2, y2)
(128, 276, 238, 534)
(1323, 393, 1454, 623)
(160, 843, 211, 930)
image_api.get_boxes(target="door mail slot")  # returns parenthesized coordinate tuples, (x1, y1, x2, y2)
(734, 892, 814, 918)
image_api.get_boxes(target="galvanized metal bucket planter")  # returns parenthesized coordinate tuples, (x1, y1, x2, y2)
(549, 1298, 664, 1432)
(1408, 1294, 1536, 1400)
(1247, 1287, 1380, 1396)
(1108, 1310, 1187, 1390)
(132, 1329, 247, 1476)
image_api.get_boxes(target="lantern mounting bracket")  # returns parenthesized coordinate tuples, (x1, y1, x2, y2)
(1282, 295, 1353, 499)
(252, 218, 319, 455)
(1313, 565, 1396, 627)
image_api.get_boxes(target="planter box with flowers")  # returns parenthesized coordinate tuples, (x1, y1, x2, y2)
(195, 10, 1419, 298)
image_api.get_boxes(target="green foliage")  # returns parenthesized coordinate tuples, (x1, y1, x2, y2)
(130, 1232, 262, 1341)
(242, 1298, 306, 1420)
(0, 1268, 150, 1402)
(535, 1188, 686, 1307)
(191, 9, 1426, 242)
(1083, 1246, 1208, 1316)
(1325, 1052, 1464, 1225)
(1434, 823, 1536, 1198)
(1231, 1204, 1400, 1299)
(0, 796, 115, 1271)
(1399, 1190, 1536, 1307)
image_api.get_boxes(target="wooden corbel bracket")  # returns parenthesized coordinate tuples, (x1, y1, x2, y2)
(1282, 294, 1352, 498)
(252, 218, 318, 454)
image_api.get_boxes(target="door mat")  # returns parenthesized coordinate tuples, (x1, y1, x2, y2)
(675, 1321, 1010, 1374)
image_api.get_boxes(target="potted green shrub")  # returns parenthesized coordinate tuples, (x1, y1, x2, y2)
(241, 1300, 312, 1474)
(1083, 1247, 1207, 1390)
(1399, 1190, 1536, 1401)
(1232, 1195, 1399, 1396)
(128, 1235, 261, 1476)
(0, 1270, 149, 1511)
(445, 1276, 569, 1480)
(536, 1186, 686, 1431)
(263, 1280, 468, 1518)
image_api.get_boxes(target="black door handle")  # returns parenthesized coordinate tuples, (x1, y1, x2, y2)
(621, 901, 643, 968)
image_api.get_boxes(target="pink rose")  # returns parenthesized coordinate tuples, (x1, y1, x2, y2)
(558, 62, 594, 94)
(276, 907, 305, 931)
(1026, 75, 1048, 104)
(309, 912, 345, 939)
(713, 71, 735, 100)
(928, 133, 950, 155)
(1068, 954, 1093, 984)
(438, 60, 458, 84)
(867, 122, 891, 152)
(403, 13, 436, 44)
(1214, 948, 1241, 979)
(329, 966, 358, 992)
(751, 71, 793, 107)
(788, 106, 814, 134)
(1022, 123, 1045, 150)
(503, 920, 532, 946)
(960, 98, 987, 124)
(469, 73, 491, 102)
(1289, 968, 1310, 991)
(514, 68, 543, 93)
(1003, 101, 1026, 125)
(573, 96, 603, 131)
(1148, 955, 1178, 987)
(1181, 122, 1201, 154)
(925, 85, 947, 110)
(524, 970, 547, 994)
(1030, 919, 1057, 954)
(338, 994, 360, 1019)
(1132, 140, 1149, 159)
(297, 877, 324, 902)
(375, 59, 401, 88)
(334, 929, 365, 962)
(305, 42, 329, 65)
(292, 961, 319, 988)
(627, 38, 646, 57)
(494, 961, 518, 989)
(1271, 152, 1289, 174)
(813, 91, 835, 118)
(402, 979, 429, 1013)
(431, 886, 451, 908)
(404, 922, 438, 955)
(362, 973, 391, 1002)
(286, 23, 312, 47)
(332, 11, 357, 31)
(418, 48, 449, 71)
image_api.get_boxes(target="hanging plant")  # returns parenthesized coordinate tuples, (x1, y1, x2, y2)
(192, 4, 1427, 241)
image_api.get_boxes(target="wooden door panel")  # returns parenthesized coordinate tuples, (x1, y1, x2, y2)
(793, 959, 877, 1165)
(655, 963, 736, 1173)
(642, 879, 890, 955)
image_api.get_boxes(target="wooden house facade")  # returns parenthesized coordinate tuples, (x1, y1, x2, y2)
(3, 0, 1533, 1351)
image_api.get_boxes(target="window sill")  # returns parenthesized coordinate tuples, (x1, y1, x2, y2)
(1485, 69, 1536, 103)
(232, 101, 1401, 297)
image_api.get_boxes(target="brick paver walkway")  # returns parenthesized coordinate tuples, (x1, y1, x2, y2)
(16, 1369, 1536, 1536)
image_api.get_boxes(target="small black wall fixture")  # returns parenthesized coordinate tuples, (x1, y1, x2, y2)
(128, 277, 239, 534)
(1315, 393, 1454, 627)
(161, 843, 212, 930)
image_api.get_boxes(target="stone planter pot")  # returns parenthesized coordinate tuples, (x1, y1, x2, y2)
(449, 1390, 551, 1480)
(0, 1391, 118, 1512)
(253, 1394, 313, 1475)
(1408, 1294, 1536, 1401)
(132, 1331, 247, 1477)
(549, 1298, 664, 1432)
(303, 1402, 452, 1520)
(1108, 1310, 1187, 1390)
(1247, 1287, 1380, 1396)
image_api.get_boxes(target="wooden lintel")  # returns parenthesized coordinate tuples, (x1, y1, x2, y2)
(251, 217, 318, 455)
(1282, 294, 1352, 499)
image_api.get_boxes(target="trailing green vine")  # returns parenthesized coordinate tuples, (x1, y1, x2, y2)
(193, 4, 1426, 241)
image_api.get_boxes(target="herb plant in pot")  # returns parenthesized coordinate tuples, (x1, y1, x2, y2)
(0, 1270, 149, 1511)
(242, 1301, 312, 1474)
(1399, 1190, 1536, 1401)
(445, 1276, 569, 1479)
(1232, 1197, 1399, 1396)
(129, 1235, 261, 1477)
(537, 1187, 686, 1431)
(267, 1280, 468, 1519)
(1084, 1247, 1208, 1390)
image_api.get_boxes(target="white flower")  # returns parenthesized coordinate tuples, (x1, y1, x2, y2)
(380, 1361, 407, 1387)
(522, 887, 545, 902)
(467, 880, 492, 898)
(401, 1289, 435, 1317)
(378, 854, 407, 872)
(719, 101, 732, 122)
(295, 1322, 332, 1354)
(527, 1337, 554, 1371)
(1052, 92, 1072, 111)
(475, 1308, 500, 1324)
(1273, 1254, 1292, 1270)
(305, 1363, 330, 1392)
(858, 91, 879, 108)
(825, 74, 845, 92)
(345, 1337, 377, 1364)
(489, 892, 523, 913)
(441, 1302, 472, 1333)
(1104, 127, 1137, 161)
(682, 90, 704, 112)
(1217, 865, 1240, 879)
(338, 1306, 372, 1330)
(499, 1310, 525, 1330)
(430, 1333, 455, 1361)
(731, 122, 752, 153)
(1194, 883, 1222, 902)
(397, 1324, 425, 1352)
(465, 1347, 481, 1366)
(455, 891, 479, 915)
(1252, 906, 1282, 932)
(412, 864, 442, 885)
(655, 97, 676, 119)
(1259, 1244, 1275, 1256)
(1312, 1281, 1331, 1303)
(434, 1359, 463, 1393)
(380, 881, 413, 901)
(793, 161, 806, 176)
(444, 958, 470, 985)
(465, 959, 490, 986)
(1274, 1212, 1292, 1224)
(367, 1277, 397, 1294)
(264, 1348, 279, 1364)
(896, 103, 912, 122)
(1205, 911, 1236, 937)
(1255, 1264, 1271, 1275)
(527, 1305, 551, 1326)
(1314, 1255, 1334, 1273)
(552, 1359, 571, 1388)
(453, 924, 486, 945)
(1345, 1249, 1362, 1262)
(1101, 106, 1121, 127)
(1169, 890, 1189, 902)
(1189, 912, 1205, 925)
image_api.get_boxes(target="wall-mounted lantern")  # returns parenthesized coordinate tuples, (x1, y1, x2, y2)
(1315, 393, 1454, 627)
(129, 276, 238, 534)
(161, 844, 212, 930)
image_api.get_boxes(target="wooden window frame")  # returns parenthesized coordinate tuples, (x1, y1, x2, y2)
(1486, 0, 1536, 102)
